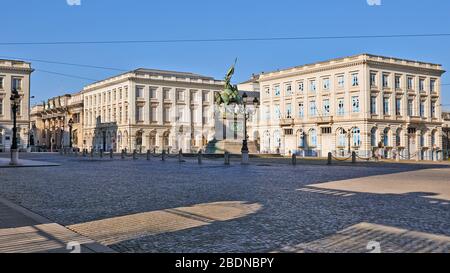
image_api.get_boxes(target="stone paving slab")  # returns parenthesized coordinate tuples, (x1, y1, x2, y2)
(0, 196, 114, 253)
(0, 157, 60, 168)
(274, 222, 450, 253)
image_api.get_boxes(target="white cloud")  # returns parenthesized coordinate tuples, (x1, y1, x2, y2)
(367, 0, 382, 6)
(67, 0, 81, 6)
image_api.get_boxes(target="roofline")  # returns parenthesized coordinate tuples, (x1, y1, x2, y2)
(83, 68, 219, 90)
(256, 53, 444, 76)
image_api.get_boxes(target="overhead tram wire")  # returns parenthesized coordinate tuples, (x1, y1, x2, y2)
(0, 33, 450, 46)
(0, 55, 128, 72)
(34, 68, 99, 82)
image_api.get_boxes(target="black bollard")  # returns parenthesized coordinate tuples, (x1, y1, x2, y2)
(327, 152, 332, 165)
(198, 150, 202, 165)
(292, 153, 297, 166)
(179, 149, 183, 163)
(224, 152, 230, 165)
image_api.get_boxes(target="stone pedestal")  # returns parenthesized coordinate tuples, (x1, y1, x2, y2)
(10, 149, 19, 166)
(241, 151, 249, 165)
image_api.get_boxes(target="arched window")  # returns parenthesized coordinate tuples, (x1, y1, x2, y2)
(370, 128, 377, 147)
(338, 128, 346, 147)
(431, 130, 436, 147)
(263, 131, 270, 151)
(420, 132, 425, 147)
(298, 131, 305, 148)
(352, 127, 361, 147)
(273, 130, 281, 148)
(309, 129, 317, 147)
(396, 128, 402, 147)
(383, 128, 390, 147)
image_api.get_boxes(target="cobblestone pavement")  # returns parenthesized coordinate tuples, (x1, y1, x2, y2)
(0, 153, 449, 253)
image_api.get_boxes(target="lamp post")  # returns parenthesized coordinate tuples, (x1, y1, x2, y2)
(68, 118, 74, 148)
(240, 93, 259, 164)
(9, 88, 21, 165)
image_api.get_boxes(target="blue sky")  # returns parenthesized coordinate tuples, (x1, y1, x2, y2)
(1, 0, 450, 109)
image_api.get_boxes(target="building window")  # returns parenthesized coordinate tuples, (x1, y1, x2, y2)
(285, 84, 292, 96)
(396, 98, 401, 116)
(352, 96, 360, 113)
(136, 106, 144, 122)
(395, 76, 401, 89)
(337, 99, 344, 116)
(309, 101, 317, 117)
(338, 128, 346, 147)
(407, 77, 414, 90)
(151, 107, 157, 122)
(284, 129, 293, 135)
(274, 85, 280, 96)
(337, 75, 345, 88)
(298, 103, 304, 118)
(150, 88, 157, 99)
(370, 73, 377, 87)
(298, 132, 305, 147)
(298, 82, 304, 92)
(420, 133, 425, 147)
(0, 98, 3, 115)
(408, 99, 414, 116)
(431, 131, 436, 146)
(383, 97, 390, 115)
(164, 107, 171, 122)
(265, 106, 270, 121)
(382, 74, 389, 88)
(176, 108, 184, 122)
(420, 101, 425, 117)
(351, 73, 359, 87)
(383, 128, 390, 147)
(321, 127, 332, 134)
(274, 105, 281, 120)
(430, 79, 436, 93)
(370, 96, 377, 114)
(190, 91, 198, 102)
(286, 103, 292, 118)
(322, 78, 330, 91)
(177, 90, 185, 101)
(396, 129, 402, 147)
(0, 76, 3, 89)
(163, 88, 171, 100)
(370, 128, 377, 147)
(352, 127, 361, 147)
(323, 99, 330, 116)
(202, 91, 209, 102)
(309, 80, 316, 92)
(264, 86, 270, 96)
(419, 79, 425, 92)
(309, 129, 317, 147)
(12, 78, 22, 90)
(431, 101, 436, 118)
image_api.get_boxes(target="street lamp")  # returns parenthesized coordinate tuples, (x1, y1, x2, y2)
(68, 118, 74, 148)
(9, 88, 21, 165)
(240, 92, 259, 164)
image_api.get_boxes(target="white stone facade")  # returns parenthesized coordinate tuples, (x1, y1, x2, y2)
(250, 54, 445, 160)
(0, 59, 33, 152)
(81, 69, 224, 153)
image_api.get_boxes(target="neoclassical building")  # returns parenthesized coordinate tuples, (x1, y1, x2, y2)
(0, 59, 34, 152)
(81, 68, 225, 152)
(244, 54, 445, 160)
(30, 93, 83, 151)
